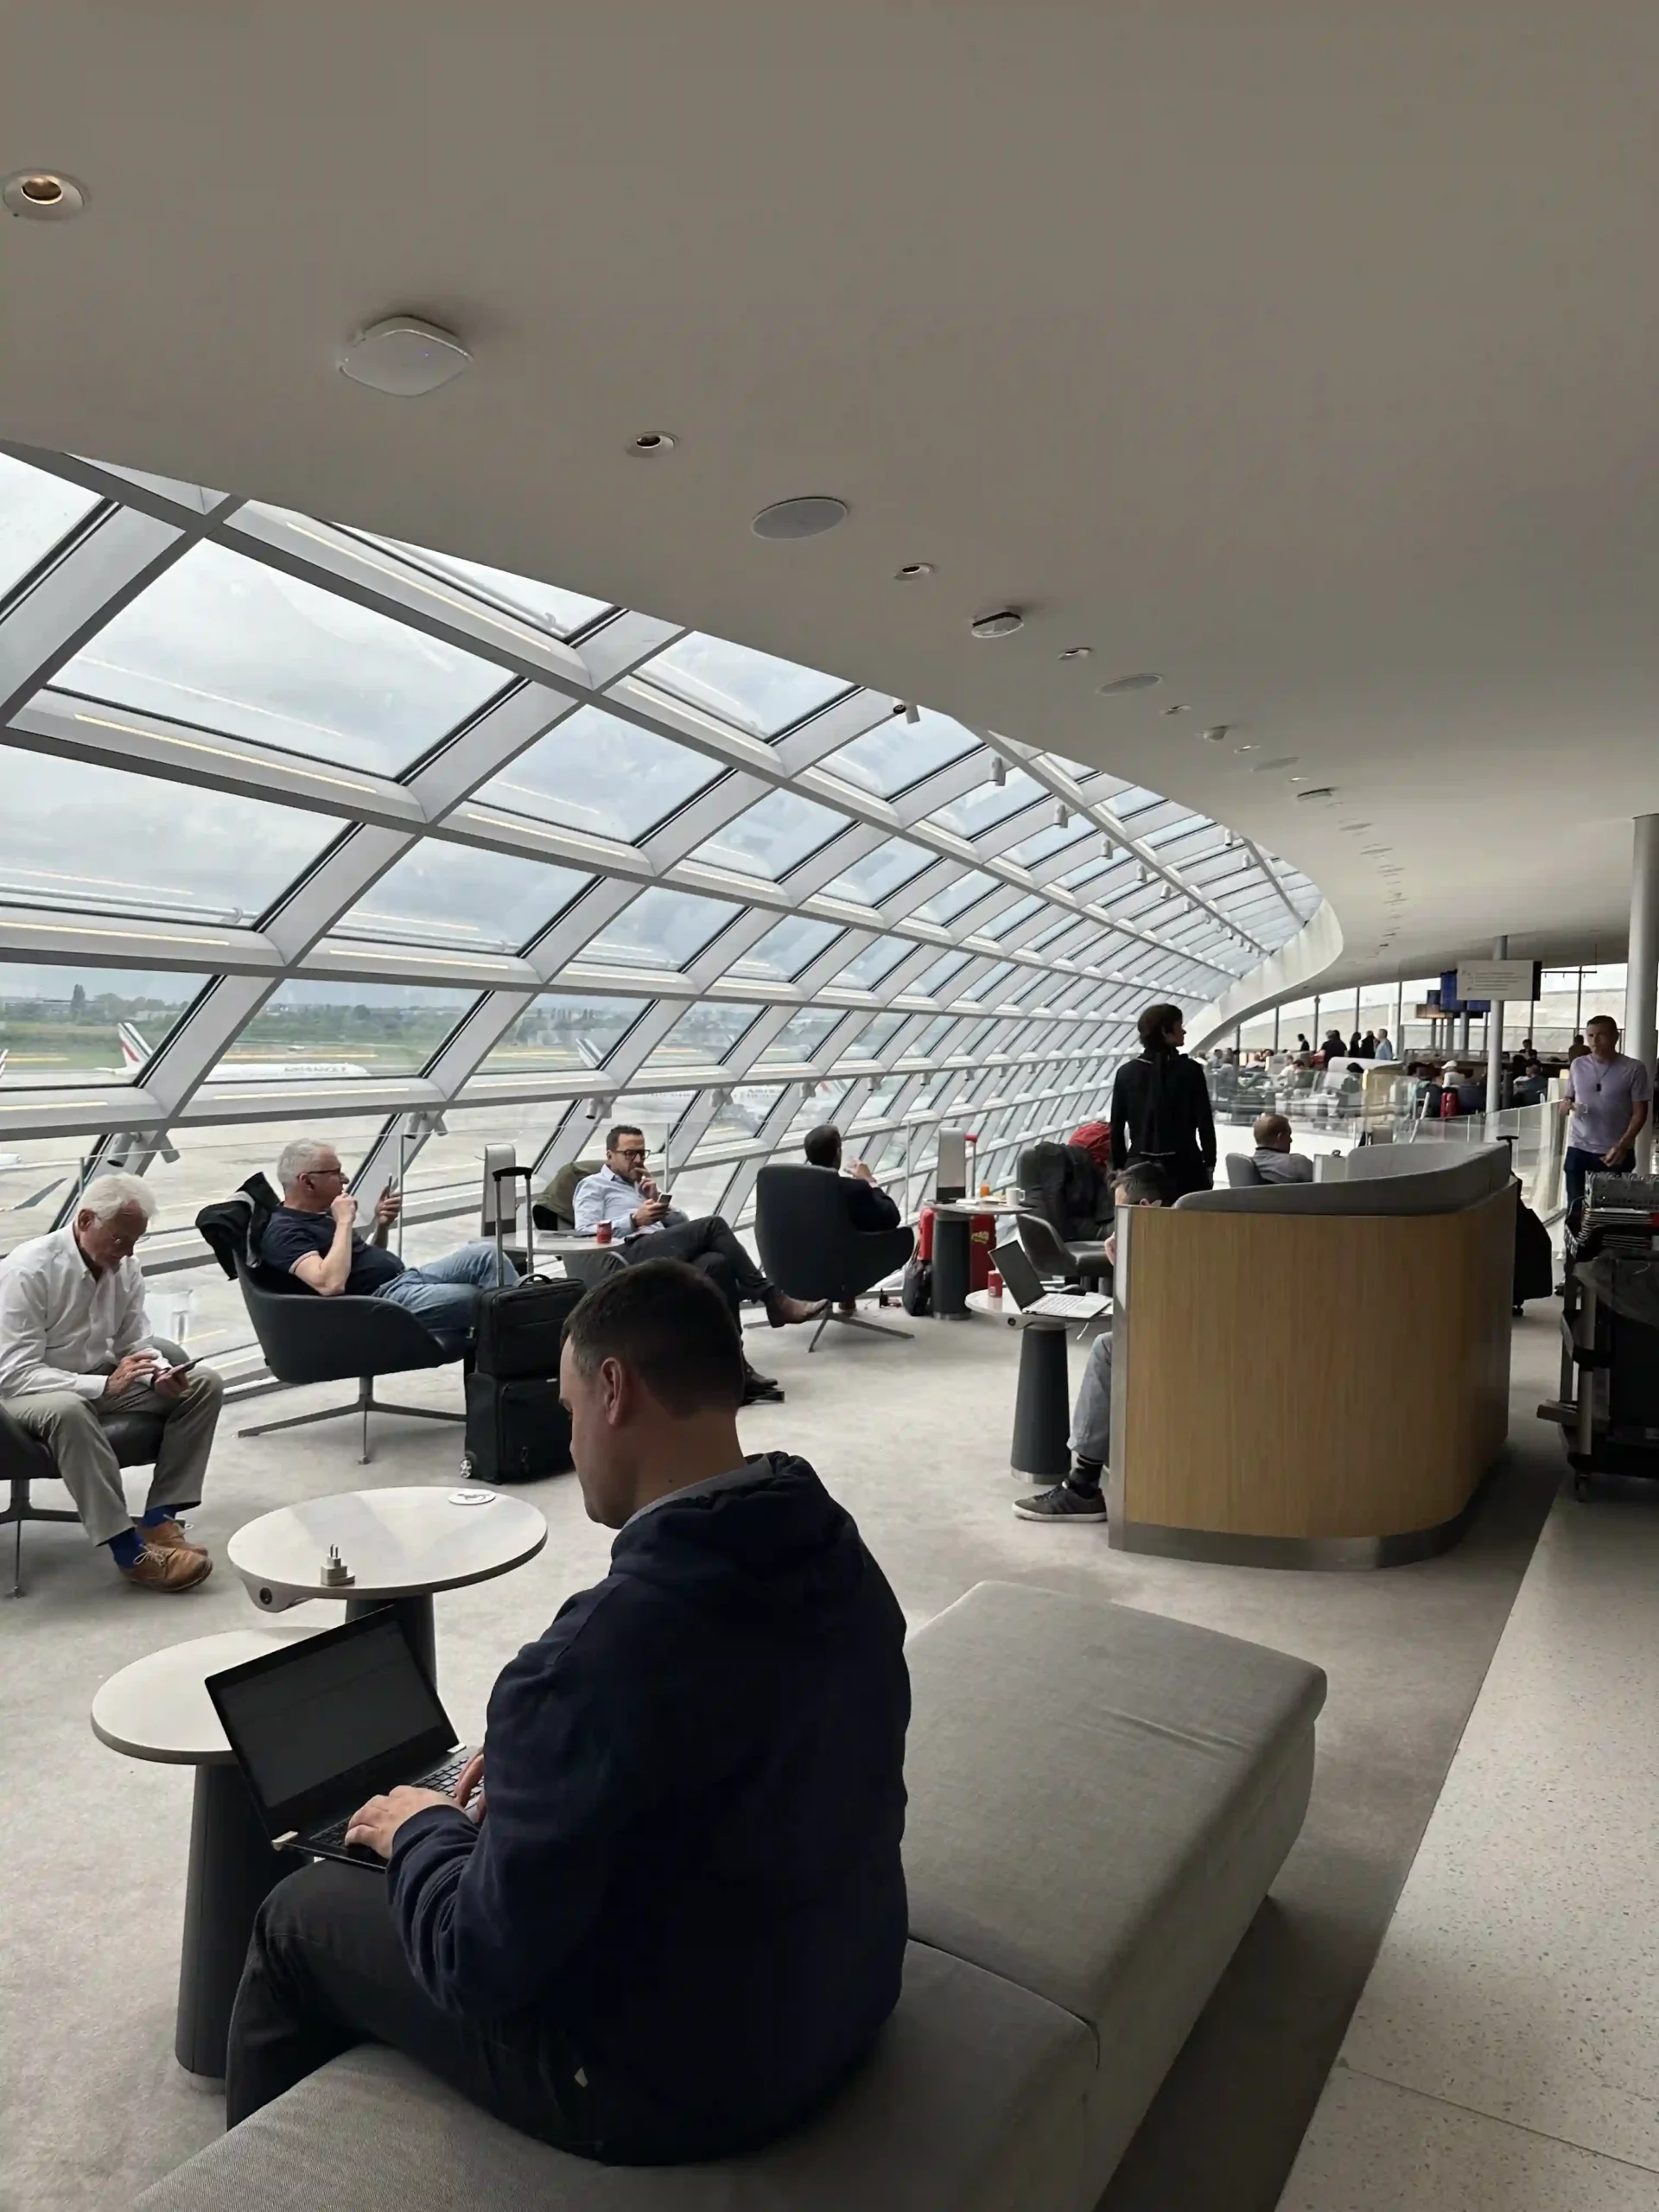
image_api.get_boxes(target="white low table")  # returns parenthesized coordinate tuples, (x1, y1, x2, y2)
(92, 1626, 320, 2081)
(228, 1485, 547, 1681)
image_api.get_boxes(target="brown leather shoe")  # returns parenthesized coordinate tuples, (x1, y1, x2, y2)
(763, 1289, 831, 1328)
(120, 1543, 213, 1592)
(139, 1517, 208, 1557)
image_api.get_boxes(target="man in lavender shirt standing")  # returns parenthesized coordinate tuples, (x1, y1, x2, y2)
(1561, 1014, 1651, 1224)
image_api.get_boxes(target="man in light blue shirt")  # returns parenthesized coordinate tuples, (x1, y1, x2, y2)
(574, 1124, 824, 1344)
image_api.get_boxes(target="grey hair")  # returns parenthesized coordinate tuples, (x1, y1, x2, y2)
(276, 1136, 334, 1191)
(78, 1173, 157, 1224)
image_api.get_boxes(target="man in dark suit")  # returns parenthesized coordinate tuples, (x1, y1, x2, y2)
(801, 1125, 904, 1312)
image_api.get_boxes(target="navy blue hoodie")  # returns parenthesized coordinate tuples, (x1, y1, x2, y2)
(387, 1452, 910, 2162)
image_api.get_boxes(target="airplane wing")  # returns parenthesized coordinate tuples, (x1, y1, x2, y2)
(3, 1179, 66, 1212)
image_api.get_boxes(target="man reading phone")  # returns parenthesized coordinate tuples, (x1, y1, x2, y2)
(259, 1138, 521, 1350)
(0, 1174, 224, 1591)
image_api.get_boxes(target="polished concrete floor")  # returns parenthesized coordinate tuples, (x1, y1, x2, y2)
(1, 1300, 1565, 2212)
(1280, 1479, 1659, 2210)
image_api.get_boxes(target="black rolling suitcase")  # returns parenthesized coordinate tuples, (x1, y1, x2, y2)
(463, 1170, 582, 1481)
(1513, 1188, 1554, 1313)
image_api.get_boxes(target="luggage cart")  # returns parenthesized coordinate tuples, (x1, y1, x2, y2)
(1539, 1173, 1659, 1498)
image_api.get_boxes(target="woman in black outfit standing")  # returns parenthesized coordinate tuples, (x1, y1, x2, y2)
(1109, 1002, 1217, 1199)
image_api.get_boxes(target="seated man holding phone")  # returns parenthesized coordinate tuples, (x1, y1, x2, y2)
(260, 1137, 519, 1350)
(0, 1173, 223, 1592)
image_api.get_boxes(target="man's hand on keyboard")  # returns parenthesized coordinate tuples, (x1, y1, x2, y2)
(346, 1784, 469, 1859)
(455, 1750, 486, 1827)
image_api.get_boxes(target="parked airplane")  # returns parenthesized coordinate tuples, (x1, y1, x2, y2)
(117, 1022, 370, 1083)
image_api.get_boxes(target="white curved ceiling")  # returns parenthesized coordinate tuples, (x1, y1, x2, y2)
(1, 1, 1654, 989)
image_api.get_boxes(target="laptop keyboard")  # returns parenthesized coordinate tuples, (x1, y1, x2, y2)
(1034, 1293, 1110, 1319)
(306, 1749, 470, 1853)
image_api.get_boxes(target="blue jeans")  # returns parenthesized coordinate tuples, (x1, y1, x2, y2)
(1565, 1144, 1624, 1226)
(372, 1241, 520, 1342)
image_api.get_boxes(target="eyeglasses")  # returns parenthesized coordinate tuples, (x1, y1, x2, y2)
(613, 1145, 648, 1160)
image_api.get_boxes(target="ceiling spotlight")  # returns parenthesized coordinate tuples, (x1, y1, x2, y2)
(1202, 725, 1230, 744)
(1058, 646, 1092, 662)
(1138, 864, 1151, 886)
(752, 494, 848, 540)
(1294, 785, 1338, 801)
(1237, 741, 1257, 751)
(626, 430, 677, 457)
(338, 316, 472, 396)
(894, 562, 935, 581)
(3, 169, 86, 219)
(969, 608, 1025, 640)
(1052, 802, 1070, 829)
(1099, 672, 1162, 694)
(1099, 833, 1115, 859)
(989, 758, 1008, 787)
(1160, 704, 1190, 717)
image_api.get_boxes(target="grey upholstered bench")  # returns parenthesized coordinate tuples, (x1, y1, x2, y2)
(135, 1581, 1325, 2212)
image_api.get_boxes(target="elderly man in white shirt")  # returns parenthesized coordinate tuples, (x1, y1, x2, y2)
(0, 1173, 223, 1591)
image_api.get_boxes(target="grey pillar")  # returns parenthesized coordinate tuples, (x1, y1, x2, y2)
(1486, 934, 1507, 1117)
(1458, 1011, 1471, 1055)
(1627, 815, 1659, 1172)
(1273, 1001, 1281, 1051)
(1394, 976, 1405, 1055)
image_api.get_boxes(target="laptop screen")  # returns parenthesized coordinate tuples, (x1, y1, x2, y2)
(207, 1610, 454, 1835)
(993, 1238, 1048, 1310)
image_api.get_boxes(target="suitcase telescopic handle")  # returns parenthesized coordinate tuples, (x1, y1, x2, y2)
(491, 1164, 537, 1275)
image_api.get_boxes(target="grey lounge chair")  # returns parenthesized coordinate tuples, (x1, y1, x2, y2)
(754, 1164, 915, 1351)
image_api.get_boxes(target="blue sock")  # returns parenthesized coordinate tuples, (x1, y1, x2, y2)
(139, 1505, 179, 1528)
(107, 1527, 144, 1568)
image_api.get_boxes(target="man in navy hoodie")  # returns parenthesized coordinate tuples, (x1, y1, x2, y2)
(224, 1259, 911, 2164)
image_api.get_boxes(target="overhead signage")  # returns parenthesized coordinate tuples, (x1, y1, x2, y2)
(1456, 959, 1542, 1002)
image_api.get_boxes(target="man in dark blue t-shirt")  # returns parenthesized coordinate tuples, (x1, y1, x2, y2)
(260, 1136, 518, 1344)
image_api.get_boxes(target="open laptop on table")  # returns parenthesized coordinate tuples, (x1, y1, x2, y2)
(993, 1238, 1111, 1323)
(206, 1608, 469, 1867)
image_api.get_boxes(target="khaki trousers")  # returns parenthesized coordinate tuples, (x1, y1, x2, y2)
(6, 1365, 224, 1546)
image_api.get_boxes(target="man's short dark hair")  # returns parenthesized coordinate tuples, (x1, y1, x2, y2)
(1586, 1015, 1619, 1037)
(604, 1122, 645, 1155)
(1114, 1161, 1173, 1206)
(1136, 1001, 1184, 1051)
(564, 1259, 745, 1415)
(803, 1123, 842, 1169)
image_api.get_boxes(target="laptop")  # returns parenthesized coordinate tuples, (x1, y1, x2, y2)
(206, 1608, 470, 1867)
(993, 1238, 1111, 1323)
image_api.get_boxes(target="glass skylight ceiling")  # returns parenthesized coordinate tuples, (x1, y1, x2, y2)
(0, 444, 1321, 1332)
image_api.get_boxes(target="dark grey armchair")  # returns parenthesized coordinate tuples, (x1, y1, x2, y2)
(754, 1165, 914, 1351)
(1226, 1154, 1267, 1189)
(1013, 1209, 1112, 1289)
(2, 1333, 186, 1594)
(233, 1261, 464, 1465)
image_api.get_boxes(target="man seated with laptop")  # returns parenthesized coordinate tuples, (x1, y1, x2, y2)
(259, 1136, 519, 1348)
(1013, 1161, 1170, 1525)
(219, 1259, 911, 2164)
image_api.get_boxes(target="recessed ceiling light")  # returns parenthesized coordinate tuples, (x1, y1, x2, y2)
(1294, 785, 1338, 801)
(3, 169, 86, 219)
(1058, 645, 1092, 661)
(1098, 672, 1162, 694)
(1236, 741, 1256, 751)
(1160, 704, 1189, 716)
(1360, 844, 1391, 855)
(338, 316, 472, 396)
(1201, 725, 1230, 743)
(1252, 756, 1299, 772)
(626, 431, 677, 457)
(1339, 821, 1373, 832)
(894, 562, 935, 580)
(969, 608, 1025, 639)
(751, 495, 848, 540)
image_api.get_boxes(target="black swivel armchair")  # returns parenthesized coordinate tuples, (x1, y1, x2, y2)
(233, 1260, 464, 1465)
(753, 1165, 915, 1351)
(1, 1333, 187, 1594)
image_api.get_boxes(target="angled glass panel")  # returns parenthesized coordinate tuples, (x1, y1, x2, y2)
(58, 543, 510, 775)
(831, 937, 912, 988)
(820, 839, 933, 906)
(923, 766, 1043, 839)
(582, 887, 740, 970)
(700, 1084, 786, 1145)
(331, 844, 588, 953)
(139, 1112, 395, 1241)
(471, 704, 722, 842)
(480, 991, 650, 1074)
(0, 963, 209, 1088)
(0, 745, 338, 925)
(1108, 785, 1161, 822)
(1057, 854, 1118, 895)
(388, 1103, 575, 1217)
(726, 913, 844, 982)
(1007, 817, 1092, 868)
(787, 1077, 851, 1137)
(980, 893, 1044, 941)
(641, 635, 848, 740)
(229, 979, 479, 1079)
(913, 948, 972, 996)
(965, 960, 1017, 1001)
(689, 786, 848, 880)
(755, 1005, 842, 1063)
(913, 868, 997, 925)
(817, 709, 980, 798)
(912, 1014, 957, 1054)
(0, 453, 100, 601)
(645, 1001, 765, 1068)
(367, 533, 613, 639)
(839, 1009, 906, 1061)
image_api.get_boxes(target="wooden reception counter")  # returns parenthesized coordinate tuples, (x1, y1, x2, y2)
(1107, 1143, 1515, 1567)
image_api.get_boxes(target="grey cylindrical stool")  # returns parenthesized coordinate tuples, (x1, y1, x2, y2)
(346, 1592, 436, 1686)
(932, 1213, 972, 1319)
(1011, 1320, 1072, 1479)
(175, 1762, 291, 2078)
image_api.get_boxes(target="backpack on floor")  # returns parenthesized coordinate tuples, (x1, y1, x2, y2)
(1513, 1192, 1554, 1309)
(900, 1255, 932, 1317)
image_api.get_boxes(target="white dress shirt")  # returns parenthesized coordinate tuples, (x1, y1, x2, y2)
(572, 1165, 688, 1242)
(0, 1225, 151, 1401)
